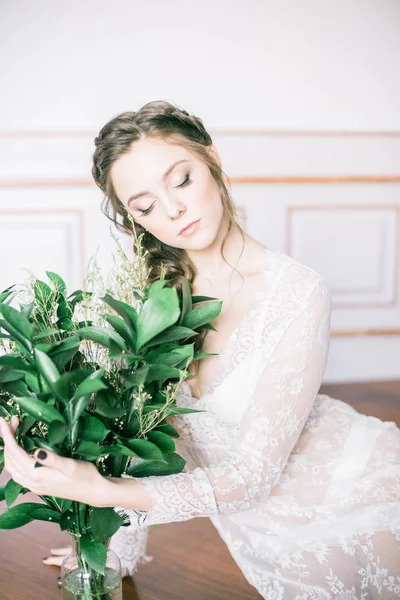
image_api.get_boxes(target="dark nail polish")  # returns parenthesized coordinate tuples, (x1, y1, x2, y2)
(42, 557, 48, 560)
(37, 450, 47, 460)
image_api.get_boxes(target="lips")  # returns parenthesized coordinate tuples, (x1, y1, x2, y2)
(179, 219, 200, 235)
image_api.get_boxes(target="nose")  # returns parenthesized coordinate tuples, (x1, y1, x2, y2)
(164, 197, 186, 220)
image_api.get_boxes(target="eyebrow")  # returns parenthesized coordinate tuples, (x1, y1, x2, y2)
(127, 159, 189, 205)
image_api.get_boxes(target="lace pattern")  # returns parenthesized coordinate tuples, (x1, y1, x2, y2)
(109, 249, 400, 598)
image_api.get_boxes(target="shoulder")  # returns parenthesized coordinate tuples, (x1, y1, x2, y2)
(265, 247, 331, 311)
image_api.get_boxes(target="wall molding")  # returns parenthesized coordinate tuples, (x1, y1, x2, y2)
(0, 208, 86, 283)
(1, 130, 400, 138)
(285, 204, 400, 308)
(1, 176, 400, 188)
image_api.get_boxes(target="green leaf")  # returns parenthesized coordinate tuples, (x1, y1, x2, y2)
(101, 294, 138, 328)
(147, 344, 194, 367)
(156, 423, 180, 438)
(103, 314, 136, 348)
(94, 395, 126, 419)
(13, 396, 65, 425)
(31, 437, 63, 455)
(193, 351, 219, 360)
(60, 510, 74, 531)
(165, 406, 205, 416)
(0, 485, 5, 502)
(46, 271, 67, 295)
(136, 288, 180, 350)
(0, 303, 33, 343)
(77, 326, 126, 350)
(80, 533, 107, 575)
(124, 364, 182, 388)
(107, 351, 142, 363)
(19, 415, 36, 435)
(75, 441, 102, 458)
(71, 370, 107, 402)
(20, 301, 34, 319)
(198, 322, 217, 331)
(127, 452, 186, 477)
(34, 348, 60, 385)
(34, 279, 54, 315)
(90, 508, 123, 542)
(56, 300, 72, 320)
(80, 414, 109, 443)
(143, 325, 198, 348)
(2, 379, 34, 398)
(145, 364, 182, 384)
(24, 373, 41, 395)
(5, 479, 22, 507)
(191, 294, 219, 303)
(147, 280, 167, 297)
(181, 300, 222, 330)
(0, 285, 15, 303)
(34, 328, 61, 341)
(179, 278, 192, 324)
(0, 355, 31, 371)
(47, 421, 69, 445)
(0, 368, 27, 383)
(71, 370, 108, 422)
(100, 441, 139, 458)
(147, 430, 175, 453)
(0, 318, 32, 352)
(0, 505, 33, 529)
(0, 502, 60, 529)
(34, 349, 67, 403)
(122, 366, 149, 389)
(58, 317, 73, 331)
(48, 336, 80, 370)
(123, 438, 164, 460)
(59, 498, 73, 512)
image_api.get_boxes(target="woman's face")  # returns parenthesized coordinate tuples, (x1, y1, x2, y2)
(110, 137, 225, 250)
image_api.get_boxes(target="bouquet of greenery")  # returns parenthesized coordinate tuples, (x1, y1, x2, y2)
(0, 231, 222, 598)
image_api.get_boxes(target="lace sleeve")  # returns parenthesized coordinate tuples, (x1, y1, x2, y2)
(108, 514, 152, 577)
(127, 277, 331, 526)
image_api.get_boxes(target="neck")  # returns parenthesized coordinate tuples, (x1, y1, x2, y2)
(185, 218, 246, 288)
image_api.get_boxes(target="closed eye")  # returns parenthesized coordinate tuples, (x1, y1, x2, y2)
(138, 173, 192, 216)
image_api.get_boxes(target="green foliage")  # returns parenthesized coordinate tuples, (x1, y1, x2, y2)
(0, 257, 222, 576)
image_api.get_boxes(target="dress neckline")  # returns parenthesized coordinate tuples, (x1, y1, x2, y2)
(181, 247, 274, 402)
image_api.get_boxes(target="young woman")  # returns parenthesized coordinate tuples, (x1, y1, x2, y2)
(1, 100, 399, 599)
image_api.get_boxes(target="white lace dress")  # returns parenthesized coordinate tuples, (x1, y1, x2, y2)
(109, 248, 400, 599)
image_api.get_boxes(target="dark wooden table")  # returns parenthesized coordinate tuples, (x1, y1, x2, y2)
(1, 380, 399, 599)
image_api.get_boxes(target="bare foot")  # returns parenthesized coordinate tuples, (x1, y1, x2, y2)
(42, 546, 72, 567)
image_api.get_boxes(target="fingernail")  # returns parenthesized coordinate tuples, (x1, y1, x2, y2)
(37, 450, 47, 460)
(42, 557, 48, 560)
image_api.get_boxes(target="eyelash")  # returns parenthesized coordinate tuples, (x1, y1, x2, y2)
(138, 174, 192, 216)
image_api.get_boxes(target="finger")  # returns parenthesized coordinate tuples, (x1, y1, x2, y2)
(10, 415, 19, 434)
(49, 546, 72, 556)
(42, 555, 65, 566)
(33, 448, 77, 477)
(0, 417, 33, 471)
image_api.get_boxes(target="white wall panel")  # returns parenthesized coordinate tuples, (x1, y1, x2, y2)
(0, 131, 399, 383)
(288, 206, 398, 305)
(0, 210, 83, 291)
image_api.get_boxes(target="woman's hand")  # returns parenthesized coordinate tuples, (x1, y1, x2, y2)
(0, 416, 111, 507)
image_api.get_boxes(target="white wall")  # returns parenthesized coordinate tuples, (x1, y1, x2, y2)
(0, 0, 399, 132)
(0, 0, 399, 383)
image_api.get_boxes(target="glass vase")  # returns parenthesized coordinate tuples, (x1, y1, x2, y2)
(60, 535, 122, 600)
